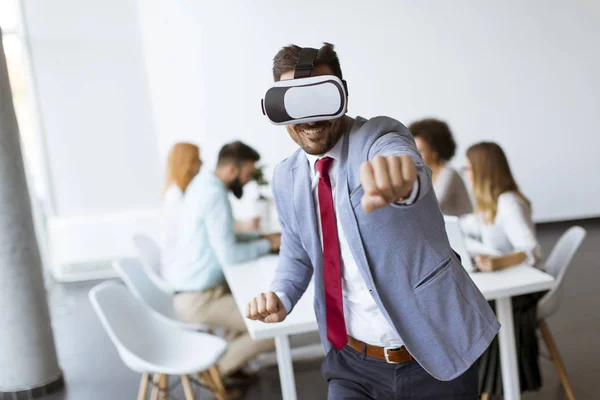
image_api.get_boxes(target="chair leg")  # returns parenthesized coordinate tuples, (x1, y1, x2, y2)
(159, 374, 168, 400)
(208, 366, 228, 400)
(150, 374, 161, 400)
(138, 374, 150, 400)
(539, 320, 576, 400)
(181, 375, 196, 400)
(197, 371, 216, 391)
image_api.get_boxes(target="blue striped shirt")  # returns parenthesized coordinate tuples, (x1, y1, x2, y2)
(164, 169, 271, 292)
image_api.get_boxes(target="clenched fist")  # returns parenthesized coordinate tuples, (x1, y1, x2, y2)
(360, 155, 417, 212)
(246, 291, 288, 323)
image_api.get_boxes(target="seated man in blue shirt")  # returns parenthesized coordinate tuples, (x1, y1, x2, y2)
(166, 141, 280, 379)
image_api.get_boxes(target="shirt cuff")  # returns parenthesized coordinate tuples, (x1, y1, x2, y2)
(395, 179, 420, 205)
(236, 232, 262, 242)
(275, 292, 292, 313)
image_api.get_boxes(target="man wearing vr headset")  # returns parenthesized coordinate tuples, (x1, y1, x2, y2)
(247, 43, 499, 399)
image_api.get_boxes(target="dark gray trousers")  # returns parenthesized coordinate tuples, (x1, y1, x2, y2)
(321, 346, 478, 399)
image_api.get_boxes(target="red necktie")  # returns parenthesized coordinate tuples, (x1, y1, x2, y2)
(315, 157, 347, 350)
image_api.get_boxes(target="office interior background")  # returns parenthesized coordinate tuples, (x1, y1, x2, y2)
(1, 0, 599, 399)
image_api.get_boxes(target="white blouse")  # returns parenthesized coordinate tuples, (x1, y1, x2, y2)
(460, 191, 543, 265)
(160, 183, 184, 275)
(433, 166, 473, 217)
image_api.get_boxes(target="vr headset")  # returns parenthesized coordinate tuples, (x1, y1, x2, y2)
(261, 47, 348, 125)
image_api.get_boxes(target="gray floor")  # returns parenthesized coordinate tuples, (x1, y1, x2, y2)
(40, 219, 599, 400)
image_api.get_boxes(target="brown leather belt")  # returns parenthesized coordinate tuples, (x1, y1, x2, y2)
(346, 335, 415, 364)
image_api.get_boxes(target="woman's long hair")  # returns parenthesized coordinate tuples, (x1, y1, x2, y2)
(164, 143, 201, 193)
(466, 142, 530, 223)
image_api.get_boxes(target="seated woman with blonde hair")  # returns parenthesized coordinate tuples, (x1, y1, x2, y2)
(461, 141, 543, 397)
(461, 141, 542, 271)
(161, 143, 203, 275)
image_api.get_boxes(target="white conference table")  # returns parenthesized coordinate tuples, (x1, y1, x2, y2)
(223, 255, 555, 400)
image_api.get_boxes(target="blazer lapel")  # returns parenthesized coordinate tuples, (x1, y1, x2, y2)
(336, 124, 376, 287)
(291, 155, 323, 268)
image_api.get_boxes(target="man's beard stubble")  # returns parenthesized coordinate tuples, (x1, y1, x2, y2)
(290, 117, 346, 156)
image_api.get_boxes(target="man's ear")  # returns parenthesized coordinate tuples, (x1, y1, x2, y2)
(224, 162, 239, 178)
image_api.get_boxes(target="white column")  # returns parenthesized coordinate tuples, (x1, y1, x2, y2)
(0, 29, 62, 392)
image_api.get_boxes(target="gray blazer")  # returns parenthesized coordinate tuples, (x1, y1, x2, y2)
(270, 116, 500, 381)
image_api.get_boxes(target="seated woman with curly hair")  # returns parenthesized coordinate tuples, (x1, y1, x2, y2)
(409, 118, 473, 216)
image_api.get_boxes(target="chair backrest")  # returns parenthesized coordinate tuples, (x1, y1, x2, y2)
(89, 282, 175, 363)
(113, 258, 180, 323)
(538, 226, 586, 320)
(131, 233, 172, 292)
(89, 282, 225, 372)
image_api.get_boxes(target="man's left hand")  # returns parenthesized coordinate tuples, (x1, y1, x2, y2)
(360, 155, 417, 212)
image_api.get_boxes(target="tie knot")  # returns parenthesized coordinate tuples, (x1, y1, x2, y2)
(316, 157, 334, 177)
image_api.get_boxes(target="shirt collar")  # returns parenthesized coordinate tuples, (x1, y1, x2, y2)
(200, 168, 226, 191)
(305, 133, 344, 178)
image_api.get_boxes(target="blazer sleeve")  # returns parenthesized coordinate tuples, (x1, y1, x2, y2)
(268, 165, 314, 312)
(368, 132, 432, 204)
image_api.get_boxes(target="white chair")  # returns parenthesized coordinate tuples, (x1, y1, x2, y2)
(131, 233, 173, 293)
(537, 226, 586, 400)
(89, 282, 228, 400)
(113, 259, 209, 331)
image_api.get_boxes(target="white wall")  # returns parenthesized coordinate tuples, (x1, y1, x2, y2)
(18, 0, 600, 273)
(23, 0, 162, 275)
(138, 0, 600, 222)
(24, 0, 161, 215)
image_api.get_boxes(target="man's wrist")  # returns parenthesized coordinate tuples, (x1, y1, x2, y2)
(275, 292, 292, 313)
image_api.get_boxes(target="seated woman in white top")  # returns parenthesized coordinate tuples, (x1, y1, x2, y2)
(460, 141, 542, 271)
(161, 143, 202, 275)
(409, 119, 473, 216)
(460, 142, 543, 397)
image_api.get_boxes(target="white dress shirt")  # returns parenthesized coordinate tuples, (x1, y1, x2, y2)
(279, 135, 418, 347)
(460, 191, 543, 265)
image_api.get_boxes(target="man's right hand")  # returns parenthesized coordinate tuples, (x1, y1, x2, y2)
(264, 233, 281, 252)
(246, 291, 288, 323)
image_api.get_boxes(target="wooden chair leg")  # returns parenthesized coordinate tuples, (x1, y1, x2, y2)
(150, 374, 161, 400)
(181, 375, 196, 400)
(208, 366, 228, 400)
(539, 320, 576, 400)
(137, 374, 150, 400)
(197, 371, 216, 391)
(159, 374, 168, 400)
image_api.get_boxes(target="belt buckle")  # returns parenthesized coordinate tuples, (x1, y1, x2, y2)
(384, 346, 401, 364)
